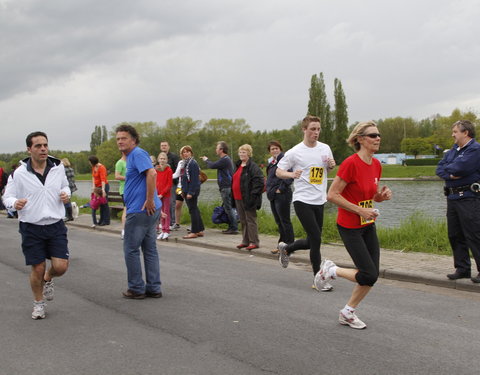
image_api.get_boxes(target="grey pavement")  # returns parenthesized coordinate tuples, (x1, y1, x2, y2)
(69, 213, 480, 294)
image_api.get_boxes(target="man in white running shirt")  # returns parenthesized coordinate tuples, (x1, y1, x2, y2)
(276, 115, 336, 291)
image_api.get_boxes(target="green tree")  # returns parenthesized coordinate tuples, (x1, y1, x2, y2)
(164, 117, 202, 154)
(90, 126, 103, 153)
(307, 73, 333, 145)
(376, 117, 418, 153)
(332, 78, 351, 162)
(95, 138, 122, 172)
(400, 138, 432, 158)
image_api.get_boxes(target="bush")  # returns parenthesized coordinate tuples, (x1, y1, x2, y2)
(404, 158, 441, 166)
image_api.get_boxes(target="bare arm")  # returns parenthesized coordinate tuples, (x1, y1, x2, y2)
(276, 167, 302, 179)
(142, 168, 157, 215)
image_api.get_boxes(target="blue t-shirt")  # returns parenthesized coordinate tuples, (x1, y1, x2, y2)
(124, 146, 162, 214)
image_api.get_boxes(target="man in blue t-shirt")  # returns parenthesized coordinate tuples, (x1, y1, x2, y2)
(116, 124, 163, 299)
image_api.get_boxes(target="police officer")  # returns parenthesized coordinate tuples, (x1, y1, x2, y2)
(436, 120, 480, 283)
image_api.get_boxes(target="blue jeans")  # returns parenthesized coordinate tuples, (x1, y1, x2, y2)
(220, 187, 238, 231)
(123, 209, 161, 294)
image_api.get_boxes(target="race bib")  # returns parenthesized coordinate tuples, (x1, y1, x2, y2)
(309, 166, 324, 184)
(358, 199, 375, 225)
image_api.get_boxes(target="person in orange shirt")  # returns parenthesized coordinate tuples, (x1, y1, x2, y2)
(88, 156, 110, 226)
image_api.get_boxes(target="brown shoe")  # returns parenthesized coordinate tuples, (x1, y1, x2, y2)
(145, 291, 163, 298)
(271, 248, 279, 254)
(122, 290, 146, 299)
(183, 233, 198, 239)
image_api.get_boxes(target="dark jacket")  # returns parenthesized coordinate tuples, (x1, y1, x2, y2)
(436, 139, 480, 200)
(205, 155, 234, 189)
(234, 159, 264, 210)
(167, 152, 180, 184)
(265, 152, 293, 201)
(181, 158, 201, 196)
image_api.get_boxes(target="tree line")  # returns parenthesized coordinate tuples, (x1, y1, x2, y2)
(1, 73, 478, 172)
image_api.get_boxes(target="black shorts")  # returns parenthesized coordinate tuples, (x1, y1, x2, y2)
(19, 220, 69, 265)
(176, 193, 184, 202)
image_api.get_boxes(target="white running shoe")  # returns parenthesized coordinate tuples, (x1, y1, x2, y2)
(278, 242, 289, 268)
(121, 230, 124, 240)
(312, 281, 334, 292)
(163, 233, 169, 240)
(32, 301, 46, 320)
(339, 310, 367, 329)
(43, 280, 54, 301)
(157, 233, 163, 240)
(314, 259, 336, 290)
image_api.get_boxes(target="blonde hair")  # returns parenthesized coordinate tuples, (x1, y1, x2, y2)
(347, 121, 378, 151)
(61, 158, 71, 167)
(238, 144, 253, 157)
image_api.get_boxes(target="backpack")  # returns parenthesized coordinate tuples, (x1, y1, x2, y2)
(212, 205, 230, 224)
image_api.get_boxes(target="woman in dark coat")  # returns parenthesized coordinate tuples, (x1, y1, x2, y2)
(180, 145, 205, 239)
(232, 144, 264, 250)
(266, 141, 294, 254)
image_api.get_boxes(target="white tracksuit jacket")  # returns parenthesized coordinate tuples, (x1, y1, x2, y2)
(3, 156, 71, 225)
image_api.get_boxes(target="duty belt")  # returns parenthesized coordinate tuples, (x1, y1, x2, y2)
(444, 182, 480, 196)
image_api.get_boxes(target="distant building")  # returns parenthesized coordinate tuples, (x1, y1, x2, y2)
(374, 153, 437, 165)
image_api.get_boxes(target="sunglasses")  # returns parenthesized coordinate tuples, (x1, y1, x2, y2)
(363, 133, 381, 139)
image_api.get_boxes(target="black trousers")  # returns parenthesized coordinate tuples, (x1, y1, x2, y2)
(447, 197, 480, 273)
(270, 190, 294, 245)
(185, 194, 205, 234)
(337, 223, 380, 286)
(286, 201, 324, 275)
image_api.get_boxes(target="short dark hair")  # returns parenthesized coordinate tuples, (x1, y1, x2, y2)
(26, 131, 48, 147)
(88, 155, 99, 165)
(301, 115, 321, 130)
(453, 120, 476, 139)
(217, 141, 229, 154)
(116, 124, 140, 145)
(267, 140, 283, 152)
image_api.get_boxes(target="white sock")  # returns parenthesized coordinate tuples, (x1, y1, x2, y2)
(330, 266, 338, 278)
(341, 304, 355, 316)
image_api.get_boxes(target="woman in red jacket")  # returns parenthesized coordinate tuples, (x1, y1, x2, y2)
(156, 152, 173, 240)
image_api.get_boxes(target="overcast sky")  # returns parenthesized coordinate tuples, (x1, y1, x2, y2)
(1, 0, 479, 153)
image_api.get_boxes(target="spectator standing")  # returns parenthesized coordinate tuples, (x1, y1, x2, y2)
(436, 120, 480, 283)
(180, 146, 205, 239)
(88, 155, 110, 226)
(116, 124, 163, 299)
(3, 131, 71, 319)
(156, 152, 173, 240)
(61, 158, 77, 222)
(0, 166, 8, 211)
(232, 144, 264, 250)
(266, 141, 294, 254)
(201, 141, 238, 234)
(89, 187, 108, 227)
(115, 154, 127, 239)
(160, 141, 180, 227)
(276, 115, 336, 291)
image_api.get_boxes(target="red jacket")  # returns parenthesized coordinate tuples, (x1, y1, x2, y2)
(156, 166, 173, 198)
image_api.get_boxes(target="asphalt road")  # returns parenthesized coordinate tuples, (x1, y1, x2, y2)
(1, 218, 479, 375)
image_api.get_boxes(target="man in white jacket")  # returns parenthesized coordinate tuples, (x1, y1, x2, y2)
(3, 131, 71, 320)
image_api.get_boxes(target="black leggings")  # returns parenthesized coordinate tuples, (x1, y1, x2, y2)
(286, 201, 324, 275)
(337, 224, 380, 286)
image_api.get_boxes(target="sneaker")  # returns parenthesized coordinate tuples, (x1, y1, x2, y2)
(32, 301, 46, 320)
(163, 233, 169, 240)
(157, 233, 163, 240)
(278, 242, 289, 268)
(121, 229, 124, 240)
(311, 281, 334, 292)
(43, 280, 54, 301)
(314, 259, 336, 290)
(339, 310, 367, 329)
(173, 224, 180, 231)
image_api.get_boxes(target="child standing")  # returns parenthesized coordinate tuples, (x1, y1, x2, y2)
(90, 187, 108, 227)
(156, 152, 173, 240)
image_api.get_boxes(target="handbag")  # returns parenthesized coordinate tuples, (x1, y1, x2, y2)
(199, 170, 208, 184)
(212, 205, 230, 224)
